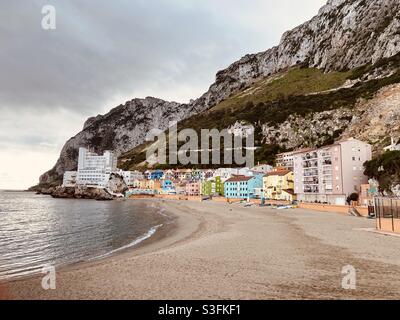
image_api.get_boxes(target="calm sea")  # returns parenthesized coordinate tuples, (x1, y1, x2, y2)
(0, 191, 167, 281)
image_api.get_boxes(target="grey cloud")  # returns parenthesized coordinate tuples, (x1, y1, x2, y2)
(0, 0, 326, 115)
(0, 0, 243, 114)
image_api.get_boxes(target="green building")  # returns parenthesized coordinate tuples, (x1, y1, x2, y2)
(201, 177, 224, 196)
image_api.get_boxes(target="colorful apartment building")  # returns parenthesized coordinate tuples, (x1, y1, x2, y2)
(161, 179, 176, 194)
(263, 168, 296, 201)
(150, 170, 164, 180)
(175, 182, 187, 195)
(185, 181, 201, 196)
(120, 170, 144, 186)
(293, 138, 372, 205)
(204, 170, 215, 180)
(126, 179, 161, 195)
(190, 170, 204, 181)
(173, 169, 192, 181)
(359, 181, 379, 206)
(136, 179, 161, 191)
(163, 169, 175, 180)
(201, 177, 224, 197)
(224, 175, 263, 199)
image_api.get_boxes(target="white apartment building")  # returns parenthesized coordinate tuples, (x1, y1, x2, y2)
(276, 151, 295, 171)
(75, 147, 118, 188)
(213, 168, 251, 182)
(62, 171, 77, 187)
(251, 163, 273, 174)
(120, 170, 144, 187)
(293, 138, 372, 205)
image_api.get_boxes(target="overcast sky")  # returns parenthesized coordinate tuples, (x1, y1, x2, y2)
(0, 0, 326, 190)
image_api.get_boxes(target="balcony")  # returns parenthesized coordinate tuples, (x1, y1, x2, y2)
(304, 177, 319, 185)
(302, 152, 318, 161)
(304, 186, 319, 193)
(303, 169, 319, 177)
(303, 161, 318, 168)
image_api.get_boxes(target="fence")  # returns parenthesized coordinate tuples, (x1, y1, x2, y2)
(375, 197, 400, 234)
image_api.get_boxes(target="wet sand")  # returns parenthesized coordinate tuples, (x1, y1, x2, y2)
(5, 200, 400, 300)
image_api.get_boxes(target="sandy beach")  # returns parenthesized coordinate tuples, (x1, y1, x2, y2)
(4, 199, 400, 300)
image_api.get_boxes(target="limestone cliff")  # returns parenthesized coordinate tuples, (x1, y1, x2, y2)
(39, 97, 194, 187)
(191, 0, 400, 111)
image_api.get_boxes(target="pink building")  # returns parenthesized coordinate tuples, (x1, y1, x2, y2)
(293, 138, 372, 205)
(185, 181, 200, 196)
(175, 182, 187, 195)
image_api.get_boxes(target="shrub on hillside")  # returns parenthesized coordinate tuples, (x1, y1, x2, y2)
(364, 151, 400, 194)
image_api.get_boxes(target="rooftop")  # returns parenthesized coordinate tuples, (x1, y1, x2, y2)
(282, 189, 295, 195)
(265, 170, 291, 177)
(225, 175, 253, 183)
(291, 138, 370, 155)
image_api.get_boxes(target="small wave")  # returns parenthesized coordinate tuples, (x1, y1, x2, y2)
(146, 203, 169, 218)
(157, 208, 169, 217)
(88, 224, 163, 261)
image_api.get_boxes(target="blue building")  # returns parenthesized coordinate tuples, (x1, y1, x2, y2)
(150, 170, 164, 180)
(224, 175, 263, 199)
(161, 179, 176, 194)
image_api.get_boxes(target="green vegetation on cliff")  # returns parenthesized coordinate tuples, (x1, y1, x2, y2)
(212, 67, 351, 112)
(120, 53, 400, 171)
(364, 151, 400, 194)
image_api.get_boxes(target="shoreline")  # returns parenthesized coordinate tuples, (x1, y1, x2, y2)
(62, 199, 203, 273)
(4, 200, 400, 300)
(1, 199, 201, 286)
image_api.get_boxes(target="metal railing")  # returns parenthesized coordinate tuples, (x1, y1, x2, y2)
(375, 197, 400, 232)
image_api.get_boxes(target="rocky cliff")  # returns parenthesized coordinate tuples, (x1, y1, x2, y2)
(51, 186, 114, 201)
(38, 0, 400, 186)
(190, 0, 400, 111)
(50, 173, 127, 200)
(39, 97, 194, 187)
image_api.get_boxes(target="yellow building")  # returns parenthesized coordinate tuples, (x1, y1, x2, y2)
(136, 179, 161, 192)
(263, 169, 296, 201)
